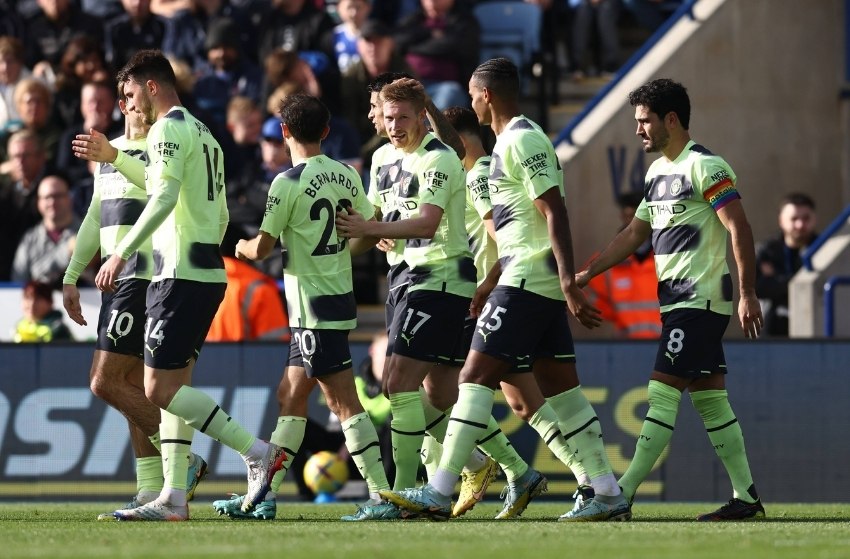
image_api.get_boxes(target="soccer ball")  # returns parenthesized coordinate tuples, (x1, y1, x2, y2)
(303, 451, 349, 495)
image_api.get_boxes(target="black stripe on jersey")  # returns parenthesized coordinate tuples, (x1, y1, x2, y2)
(383, 209, 401, 223)
(387, 261, 409, 288)
(491, 204, 515, 231)
(397, 170, 419, 198)
(101, 198, 146, 227)
(406, 237, 432, 248)
(510, 118, 534, 130)
(651, 224, 700, 255)
(545, 250, 557, 273)
(489, 153, 506, 181)
(689, 143, 714, 155)
(424, 137, 449, 152)
(658, 278, 697, 307)
(721, 273, 733, 301)
(164, 109, 185, 120)
(310, 291, 357, 322)
(281, 247, 289, 269)
(458, 256, 477, 284)
(498, 254, 514, 270)
(189, 242, 225, 270)
(646, 173, 693, 201)
(153, 249, 164, 276)
(406, 266, 432, 286)
(283, 162, 306, 179)
(101, 149, 147, 174)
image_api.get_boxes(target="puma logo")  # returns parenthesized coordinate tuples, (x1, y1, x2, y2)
(665, 351, 679, 364)
(145, 343, 158, 356)
(400, 332, 414, 345)
(477, 329, 491, 342)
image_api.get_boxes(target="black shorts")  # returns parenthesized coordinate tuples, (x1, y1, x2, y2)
(144, 279, 226, 370)
(653, 308, 729, 378)
(471, 286, 576, 372)
(389, 289, 470, 365)
(96, 278, 149, 358)
(384, 265, 410, 344)
(288, 328, 352, 378)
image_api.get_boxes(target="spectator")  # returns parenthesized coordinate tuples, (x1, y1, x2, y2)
(392, 0, 479, 109)
(585, 191, 661, 339)
(332, 0, 371, 73)
(0, 1, 26, 39)
(256, 0, 341, 111)
(55, 80, 121, 207)
(206, 226, 290, 342)
(103, 0, 168, 72)
(51, 36, 111, 130)
(340, 20, 413, 150)
(623, 0, 683, 32)
(568, 0, 621, 80)
(0, 78, 62, 162)
(221, 95, 263, 188)
(0, 36, 30, 131)
(262, 48, 322, 110)
(13, 280, 73, 342)
(192, 17, 264, 128)
(23, 0, 103, 71)
(12, 174, 88, 288)
(755, 193, 818, 337)
(0, 130, 52, 280)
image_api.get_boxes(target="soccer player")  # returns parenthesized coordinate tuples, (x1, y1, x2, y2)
(441, 106, 597, 517)
(378, 58, 630, 522)
(212, 92, 393, 520)
(339, 76, 554, 520)
(576, 78, 766, 521)
(93, 50, 284, 521)
(64, 84, 207, 520)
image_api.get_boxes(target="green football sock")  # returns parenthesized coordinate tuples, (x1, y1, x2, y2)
(135, 456, 164, 493)
(436, 383, 495, 480)
(619, 380, 681, 501)
(389, 391, 425, 490)
(690, 390, 758, 503)
(529, 403, 589, 485)
(269, 416, 306, 494)
(420, 435, 443, 480)
(421, 389, 449, 440)
(342, 412, 390, 494)
(476, 415, 527, 483)
(160, 410, 193, 498)
(548, 386, 617, 494)
(166, 385, 255, 454)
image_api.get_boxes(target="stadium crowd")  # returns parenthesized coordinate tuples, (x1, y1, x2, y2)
(0, 0, 683, 300)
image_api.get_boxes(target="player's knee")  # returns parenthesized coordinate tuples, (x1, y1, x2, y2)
(509, 401, 533, 421)
(89, 370, 115, 401)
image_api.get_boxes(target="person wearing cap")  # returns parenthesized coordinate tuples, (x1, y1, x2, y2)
(192, 17, 263, 128)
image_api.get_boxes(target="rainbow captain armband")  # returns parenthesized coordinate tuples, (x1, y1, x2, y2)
(703, 178, 740, 211)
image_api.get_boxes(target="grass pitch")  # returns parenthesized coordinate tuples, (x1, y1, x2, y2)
(0, 502, 847, 559)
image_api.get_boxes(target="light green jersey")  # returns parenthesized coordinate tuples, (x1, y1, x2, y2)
(635, 140, 740, 314)
(391, 132, 475, 297)
(64, 136, 152, 284)
(367, 142, 405, 269)
(464, 155, 497, 285)
(489, 116, 565, 300)
(116, 106, 227, 283)
(261, 155, 374, 330)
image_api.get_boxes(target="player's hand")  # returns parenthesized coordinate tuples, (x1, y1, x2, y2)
(738, 292, 763, 339)
(575, 269, 591, 289)
(235, 239, 252, 261)
(62, 284, 87, 326)
(564, 284, 602, 329)
(335, 206, 369, 238)
(72, 128, 118, 163)
(470, 276, 496, 318)
(376, 238, 395, 253)
(95, 254, 126, 293)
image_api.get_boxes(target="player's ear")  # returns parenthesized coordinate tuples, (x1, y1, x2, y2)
(146, 79, 157, 96)
(281, 123, 290, 139)
(320, 125, 330, 140)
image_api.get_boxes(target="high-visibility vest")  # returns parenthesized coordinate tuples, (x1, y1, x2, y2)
(206, 257, 290, 342)
(586, 253, 662, 339)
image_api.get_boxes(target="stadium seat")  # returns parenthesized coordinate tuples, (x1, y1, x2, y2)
(473, 1, 548, 129)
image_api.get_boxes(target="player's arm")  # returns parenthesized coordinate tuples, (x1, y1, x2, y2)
(577, 217, 652, 288)
(716, 198, 763, 338)
(236, 231, 278, 261)
(424, 96, 465, 160)
(72, 129, 145, 188)
(534, 187, 601, 328)
(337, 203, 443, 240)
(63, 174, 103, 325)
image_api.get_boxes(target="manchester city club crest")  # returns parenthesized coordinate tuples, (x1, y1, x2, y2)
(671, 178, 683, 196)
